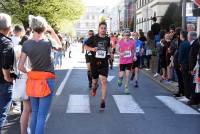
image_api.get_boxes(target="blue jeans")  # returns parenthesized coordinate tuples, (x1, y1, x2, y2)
(0, 83, 12, 130)
(54, 51, 63, 66)
(30, 79, 55, 134)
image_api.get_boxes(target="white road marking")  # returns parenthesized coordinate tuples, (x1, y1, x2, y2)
(156, 96, 200, 115)
(107, 76, 115, 82)
(56, 68, 73, 96)
(46, 113, 51, 122)
(66, 95, 90, 113)
(113, 95, 144, 114)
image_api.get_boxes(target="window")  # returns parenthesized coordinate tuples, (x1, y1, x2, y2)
(86, 22, 89, 27)
(91, 23, 95, 29)
(92, 15, 95, 20)
(86, 15, 90, 20)
(76, 23, 80, 28)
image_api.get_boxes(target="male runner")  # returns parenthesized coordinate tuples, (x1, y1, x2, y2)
(82, 30, 94, 88)
(84, 22, 113, 110)
(131, 32, 142, 88)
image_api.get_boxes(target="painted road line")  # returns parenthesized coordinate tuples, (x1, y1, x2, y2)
(113, 95, 144, 114)
(156, 96, 200, 115)
(46, 113, 51, 123)
(66, 95, 90, 113)
(56, 68, 73, 96)
(107, 76, 115, 82)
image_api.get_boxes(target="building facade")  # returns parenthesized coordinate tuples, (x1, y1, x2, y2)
(74, 6, 108, 37)
(109, 0, 136, 32)
(136, 0, 180, 33)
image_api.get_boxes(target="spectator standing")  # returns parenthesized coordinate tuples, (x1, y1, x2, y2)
(178, 30, 190, 99)
(145, 31, 155, 70)
(151, 17, 161, 45)
(173, 28, 185, 97)
(18, 15, 62, 134)
(188, 31, 200, 105)
(139, 32, 147, 68)
(160, 33, 171, 81)
(0, 13, 15, 131)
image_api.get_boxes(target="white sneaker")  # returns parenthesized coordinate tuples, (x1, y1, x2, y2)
(154, 73, 159, 77)
(177, 96, 189, 102)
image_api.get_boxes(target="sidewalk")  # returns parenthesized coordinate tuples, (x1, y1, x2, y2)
(142, 69, 200, 111)
(141, 69, 178, 93)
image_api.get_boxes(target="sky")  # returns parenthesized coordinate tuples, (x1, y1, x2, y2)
(82, 0, 120, 7)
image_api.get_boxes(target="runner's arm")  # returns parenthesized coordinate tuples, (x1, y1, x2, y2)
(84, 45, 97, 52)
(82, 44, 84, 53)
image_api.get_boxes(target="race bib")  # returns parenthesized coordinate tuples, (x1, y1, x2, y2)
(136, 47, 140, 53)
(96, 50, 106, 58)
(146, 49, 152, 55)
(124, 51, 132, 58)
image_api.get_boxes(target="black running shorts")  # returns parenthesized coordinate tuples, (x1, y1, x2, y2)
(90, 60, 109, 79)
(132, 55, 140, 68)
(119, 63, 132, 71)
(85, 54, 92, 63)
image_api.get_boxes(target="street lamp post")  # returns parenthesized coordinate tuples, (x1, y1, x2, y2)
(118, 6, 121, 32)
(182, 0, 187, 30)
(125, 1, 129, 29)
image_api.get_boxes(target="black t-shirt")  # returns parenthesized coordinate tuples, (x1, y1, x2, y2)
(151, 23, 161, 36)
(0, 33, 15, 83)
(85, 34, 111, 61)
(139, 36, 147, 42)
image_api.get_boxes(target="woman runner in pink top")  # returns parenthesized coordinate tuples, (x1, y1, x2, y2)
(117, 30, 137, 94)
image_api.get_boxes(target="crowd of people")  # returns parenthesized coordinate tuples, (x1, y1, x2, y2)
(0, 13, 72, 134)
(146, 17, 200, 106)
(1, 11, 200, 134)
(81, 16, 200, 112)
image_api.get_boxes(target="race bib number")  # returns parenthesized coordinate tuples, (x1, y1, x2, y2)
(136, 47, 140, 53)
(96, 50, 106, 58)
(124, 51, 132, 58)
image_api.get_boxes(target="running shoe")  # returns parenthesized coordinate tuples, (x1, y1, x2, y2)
(134, 81, 138, 88)
(118, 79, 123, 87)
(153, 73, 159, 77)
(90, 84, 98, 97)
(124, 86, 130, 94)
(100, 99, 105, 110)
(130, 73, 135, 81)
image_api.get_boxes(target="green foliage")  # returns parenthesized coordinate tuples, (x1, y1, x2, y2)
(100, 16, 106, 23)
(160, 3, 182, 30)
(0, 0, 85, 30)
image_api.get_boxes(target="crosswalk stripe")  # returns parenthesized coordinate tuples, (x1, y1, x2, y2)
(156, 96, 200, 115)
(107, 76, 115, 82)
(66, 95, 91, 113)
(113, 95, 144, 114)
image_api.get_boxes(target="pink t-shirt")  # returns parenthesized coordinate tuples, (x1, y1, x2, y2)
(118, 39, 135, 64)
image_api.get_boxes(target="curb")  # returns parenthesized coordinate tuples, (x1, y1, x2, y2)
(141, 69, 178, 94)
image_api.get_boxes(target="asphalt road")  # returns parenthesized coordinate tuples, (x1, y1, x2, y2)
(2, 44, 200, 134)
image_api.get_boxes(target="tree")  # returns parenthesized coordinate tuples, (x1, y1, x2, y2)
(160, 2, 182, 30)
(0, 0, 85, 30)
